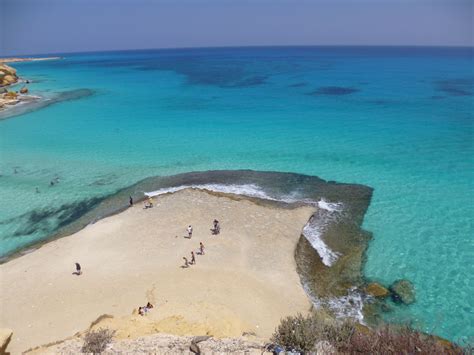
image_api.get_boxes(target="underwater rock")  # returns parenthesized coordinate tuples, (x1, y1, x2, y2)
(389, 279, 415, 305)
(366, 282, 389, 298)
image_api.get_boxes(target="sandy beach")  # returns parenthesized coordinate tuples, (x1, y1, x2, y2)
(0, 189, 316, 353)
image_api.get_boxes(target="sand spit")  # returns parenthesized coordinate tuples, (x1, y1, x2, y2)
(0, 188, 315, 353)
(0, 57, 62, 64)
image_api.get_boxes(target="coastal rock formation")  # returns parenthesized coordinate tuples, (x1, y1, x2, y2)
(0, 328, 13, 354)
(389, 279, 415, 305)
(366, 282, 389, 298)
(26, 333, 265, 354)
(0, 64, 18, 87)
(20, 86, 28, 94)
(0, 91, 20, 110)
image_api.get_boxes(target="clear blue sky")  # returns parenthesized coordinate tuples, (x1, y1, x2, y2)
(1, 0, 472, 56)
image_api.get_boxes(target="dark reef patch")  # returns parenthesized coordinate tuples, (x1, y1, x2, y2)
(3, 197, 104, 239)
(308, 86, 360, 96)
(434, 79, 473, 97)
(288, 82, 308, 88)
(137, 61, 269, 88)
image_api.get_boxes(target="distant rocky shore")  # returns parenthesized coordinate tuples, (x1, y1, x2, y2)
(0, 57, 61, 111)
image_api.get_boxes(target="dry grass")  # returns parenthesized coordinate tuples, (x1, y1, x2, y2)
(81, 328, 115, 354)
(272, 312, 467, 354)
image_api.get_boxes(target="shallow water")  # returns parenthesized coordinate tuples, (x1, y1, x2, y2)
(0, 46, 472, 342)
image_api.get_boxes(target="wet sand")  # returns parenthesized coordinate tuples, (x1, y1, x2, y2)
(0, 188, 316, 353)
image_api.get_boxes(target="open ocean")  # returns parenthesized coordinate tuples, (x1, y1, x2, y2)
(0, 46, 472, 342)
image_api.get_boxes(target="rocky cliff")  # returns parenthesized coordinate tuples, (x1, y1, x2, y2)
(0, 63, 19, 87)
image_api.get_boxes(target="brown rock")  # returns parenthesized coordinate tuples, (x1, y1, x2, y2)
(0, 328, 13, 354)
(3, 91, 18, 99)
(366, 282, 389, 298)
(3, 75, 16, 85)
(0, 64, 19, 86)
(20, 86, 28, 94)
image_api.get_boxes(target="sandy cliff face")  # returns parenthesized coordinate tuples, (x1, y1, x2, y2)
(0, 64, 19, 86)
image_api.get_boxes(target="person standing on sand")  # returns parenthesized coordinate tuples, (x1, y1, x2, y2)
(187, 225, 193, 238)
(212, 219, 220, 235)
(191, 251, 196, 265)
(75, 262, 82, 275)
(129, 196, 133, 207)
(199, 242, 205, 255)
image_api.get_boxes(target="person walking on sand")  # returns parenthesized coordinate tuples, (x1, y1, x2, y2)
(199, 242, 205, 255)
(187, 225, 193, 238)
(212, 219, 220, 235)
(183, 257, 189, 268)
(129, 195, 133, 207)
(190, 251, 196, 265)
(75, 262, 82, 275)
(148, 197, 154, 208)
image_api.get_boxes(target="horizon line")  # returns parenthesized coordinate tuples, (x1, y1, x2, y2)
(4, 43, 473, 58)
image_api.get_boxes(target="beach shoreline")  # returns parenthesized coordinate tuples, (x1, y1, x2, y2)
(0, 188, 317, 353)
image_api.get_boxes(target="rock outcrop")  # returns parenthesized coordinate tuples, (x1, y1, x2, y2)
(389, 279, 415, 305)
(366, 282, 389, 298)
(0, 64, 18, 87)
(20, 86, 28, 94)
(26, 333, 266, 354)
(0, 328, 13, 354)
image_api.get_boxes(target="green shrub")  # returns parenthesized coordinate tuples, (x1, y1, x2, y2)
(271, 312, 353, 353)
(81, 328, 115, 354)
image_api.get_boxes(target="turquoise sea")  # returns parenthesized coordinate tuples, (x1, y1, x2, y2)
(0, 46, 472, 342)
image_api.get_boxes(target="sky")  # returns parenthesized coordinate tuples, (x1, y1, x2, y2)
(0, 0, 472, 56)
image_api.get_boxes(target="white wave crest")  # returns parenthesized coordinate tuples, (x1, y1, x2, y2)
(145, 183, 275, 200)
(318, 198, 343, 212)
(326, 287, 365, 322)
(302, 221, 340, 267)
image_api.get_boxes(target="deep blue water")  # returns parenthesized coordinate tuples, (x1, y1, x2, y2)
(0, 46, 472, 342)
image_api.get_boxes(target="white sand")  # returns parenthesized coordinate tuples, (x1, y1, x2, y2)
(0, 189, 316, 353)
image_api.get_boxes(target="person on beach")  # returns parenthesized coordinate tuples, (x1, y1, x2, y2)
(212, 219, 220, 235)
(199, 242, 205, 255)
(190, 251, 196, 265)
(148, 197, 154, 208)
(74, 262, 82, 275)
(187, 225, 193, 238)
(129, 195, 133, 207)
(183, 257, 189, 268)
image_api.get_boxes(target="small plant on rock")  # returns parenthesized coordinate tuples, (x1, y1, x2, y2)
(81, 328, 115, 354)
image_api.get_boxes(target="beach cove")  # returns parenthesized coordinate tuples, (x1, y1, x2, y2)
(0, 47, 472, 343)
(1, 188, 318, 353)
